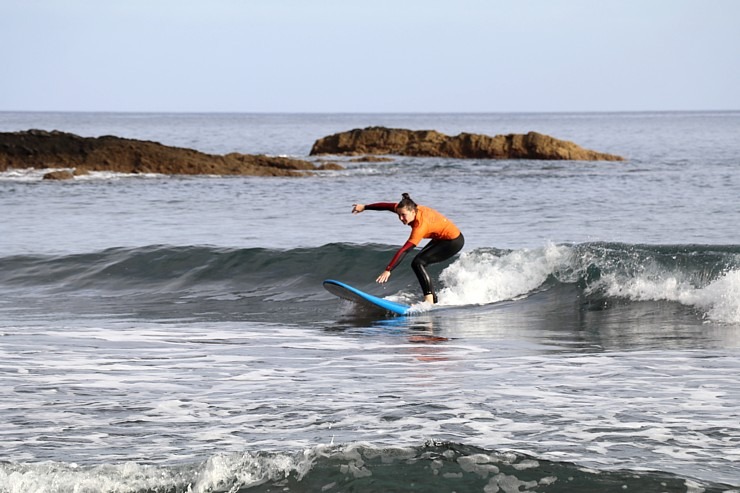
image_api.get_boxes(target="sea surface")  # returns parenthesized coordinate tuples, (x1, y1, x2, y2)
(1, 111, 739, 492)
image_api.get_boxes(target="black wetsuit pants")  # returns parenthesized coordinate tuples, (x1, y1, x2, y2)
(411, 233, 464, 301)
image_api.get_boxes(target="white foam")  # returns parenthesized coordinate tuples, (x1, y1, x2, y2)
(77, 170, 166, 180)
(0, 167, 170, 182)
(438, 243, 572, 306)
(0, 451, 318, 493)
(603, 268, 740, 325)
(0, 167, 74, 181)
(434, 243, 740, 325)
(191, 452, 311, 492)
(697, 269, 740, 324)
(0, 461, 194, 493)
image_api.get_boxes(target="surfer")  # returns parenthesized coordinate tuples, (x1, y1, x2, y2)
(352, 193, 464, 304)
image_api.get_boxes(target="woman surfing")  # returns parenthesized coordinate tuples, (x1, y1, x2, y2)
(352, 193, 464, 304)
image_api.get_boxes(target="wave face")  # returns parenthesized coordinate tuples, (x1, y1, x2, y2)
(2, 242, 739, 325)
(0, 243, 397, 292)
(0, 442, 733, 493)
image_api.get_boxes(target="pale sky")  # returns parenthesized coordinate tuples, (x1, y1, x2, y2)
(1, 0, 738, 113)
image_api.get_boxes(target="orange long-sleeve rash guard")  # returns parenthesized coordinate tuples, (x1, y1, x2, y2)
(365, 203, 461, 271)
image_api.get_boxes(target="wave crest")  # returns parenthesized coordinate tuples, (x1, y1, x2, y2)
(2, 242, 739, 324)
(438, 242, 740, 324)
(1, 442, 732, 493)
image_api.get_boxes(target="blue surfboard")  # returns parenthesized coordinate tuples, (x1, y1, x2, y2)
(323, 279, 411, 316)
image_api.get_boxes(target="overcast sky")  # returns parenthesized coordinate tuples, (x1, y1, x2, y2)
(1, 0, 738, 113)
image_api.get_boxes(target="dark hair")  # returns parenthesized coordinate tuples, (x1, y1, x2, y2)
(397, 192, 417, 211)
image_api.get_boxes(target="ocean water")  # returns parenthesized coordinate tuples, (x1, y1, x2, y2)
(1, 111, 739, 493)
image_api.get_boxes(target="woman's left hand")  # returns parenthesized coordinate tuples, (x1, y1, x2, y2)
(376, 270, 391, 283)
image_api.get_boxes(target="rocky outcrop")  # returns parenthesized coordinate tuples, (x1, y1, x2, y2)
(310, 127, 624, 161)
(0, 130, 339, 177)
(42, 170, 76, 180)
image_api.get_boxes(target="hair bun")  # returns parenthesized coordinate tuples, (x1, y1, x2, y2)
(397, 193, 417, 211)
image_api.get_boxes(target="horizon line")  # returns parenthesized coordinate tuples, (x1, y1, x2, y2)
(1, 108, 738, 116)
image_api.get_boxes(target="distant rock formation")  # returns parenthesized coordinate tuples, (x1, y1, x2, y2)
(310, 127, 624, 161)
(42, 170, 77, 180)
(0, 129, 340, 178)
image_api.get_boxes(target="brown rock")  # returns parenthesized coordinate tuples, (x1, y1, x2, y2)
(350, 156, 395, 163)
(310, 127, 624, 161)
(0, 129, 339, 177)
(42, 170, 75, 180)
(316, 162, 344, 171)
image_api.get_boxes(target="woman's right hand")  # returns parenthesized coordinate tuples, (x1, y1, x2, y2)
(376, 270, 391, 284)
(352, 204, 365, 214)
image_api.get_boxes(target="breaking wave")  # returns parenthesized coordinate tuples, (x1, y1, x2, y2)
(1, 242, 739, 324)
(1, 442, 734, 493)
